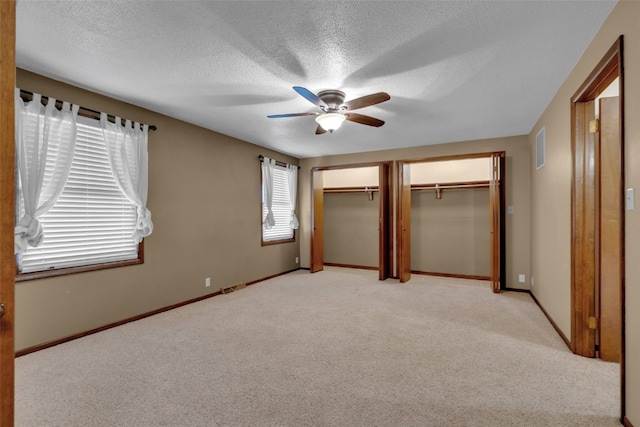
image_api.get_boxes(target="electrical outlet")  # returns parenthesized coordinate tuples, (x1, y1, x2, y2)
(295, 256, 299, 264)
(508, 206, 514, 215)
(518, 274, 525, 283)
(205, 277, 211, 288)
(531, 277, 535, 287)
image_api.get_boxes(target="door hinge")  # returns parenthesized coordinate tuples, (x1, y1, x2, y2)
(589, 119, 600, 133)
(588, 316, 599, 330)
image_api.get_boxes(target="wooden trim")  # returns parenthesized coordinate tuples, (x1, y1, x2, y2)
(16, 268, 300, 357)
(245, 268, 300, 286)
(503, 287, 530, 293)
(617, 36, 626, 422)
(0, 1, 16, 425)
(261, 234, 295, 246)
(401, 151, 501, 165)
(379, 162, 393, 280)
(571, 37, 626, 417)
(311, 161, 384, 171)
(573, 37, 623, 103)
(489, 153, 502, 293)
(623, 416, 634, 427)
(411, 270, 490, 281)
(396, 161, 411, 283)
(310, 169, 324, 273)
(16, 244, 144, 282)
(571, 40, 625, 423)
(324, 262, 378, 271)
(529, 291, 572, 350)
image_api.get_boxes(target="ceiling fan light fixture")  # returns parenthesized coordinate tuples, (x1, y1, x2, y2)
(315, 112, 346, 132)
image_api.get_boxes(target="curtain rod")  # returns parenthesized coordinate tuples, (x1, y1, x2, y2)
(19, 89, 157, 131)
(258, 155, 300, 169)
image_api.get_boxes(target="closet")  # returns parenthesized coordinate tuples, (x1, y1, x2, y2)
(398, 153, 505, 291)
(311, 163, 392, 279)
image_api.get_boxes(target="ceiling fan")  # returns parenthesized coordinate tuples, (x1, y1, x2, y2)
(267, 86, 390, 134)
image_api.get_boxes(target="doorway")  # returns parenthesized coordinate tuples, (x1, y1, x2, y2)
(571, 36, 624, 418)
(310, 162, 392, 280)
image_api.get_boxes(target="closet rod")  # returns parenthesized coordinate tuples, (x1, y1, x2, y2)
(19, 89, 157, 131)
(411, 181, 490, 191)
(323, 186, 379, 194)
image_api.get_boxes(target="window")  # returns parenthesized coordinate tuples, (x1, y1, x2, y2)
(262, 163, 294, 244)
(17, 116, 140, 276)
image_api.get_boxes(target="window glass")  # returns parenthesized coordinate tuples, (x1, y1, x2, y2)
(18, 117, 139, 274)
(262, 164, 294, 243)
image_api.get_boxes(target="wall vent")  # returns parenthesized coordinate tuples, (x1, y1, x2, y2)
(536, 127, 545, 170)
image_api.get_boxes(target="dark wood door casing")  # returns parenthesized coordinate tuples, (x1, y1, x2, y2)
(310, 169, 324, 273)
(0, 1, 16, 425)
(378, 162, 392, 280)
(570, 35, 624, 421)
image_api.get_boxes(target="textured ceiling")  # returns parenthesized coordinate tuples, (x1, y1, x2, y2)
(16, 1, 617, 159)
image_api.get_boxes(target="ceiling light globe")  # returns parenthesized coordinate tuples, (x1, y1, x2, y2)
(315, 113, 346, 132)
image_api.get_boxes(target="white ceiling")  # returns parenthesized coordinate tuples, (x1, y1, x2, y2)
(16, 0, 617, 159)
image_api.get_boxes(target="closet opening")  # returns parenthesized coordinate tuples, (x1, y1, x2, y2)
(397, 152, 505, 291)
(310, 162, 392, 280)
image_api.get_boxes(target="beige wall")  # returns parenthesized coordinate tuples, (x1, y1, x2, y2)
(15, 70, 300, 351)
(411, 188, 490, 276)
(411, 157, 492, 184)
(299, 135, 531, 290)
(323, 167, 378, 188)
(529, 1, 640, 423)
(324, 193, 378, 267)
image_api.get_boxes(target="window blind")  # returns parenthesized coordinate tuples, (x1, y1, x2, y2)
(18, 117, 138, 273)
(262, 164, 294, 242)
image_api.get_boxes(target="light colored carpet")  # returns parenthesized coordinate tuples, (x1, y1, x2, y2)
(15, 267, 620, 426)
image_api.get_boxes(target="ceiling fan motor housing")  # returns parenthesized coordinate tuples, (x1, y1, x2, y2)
(318, 90, 346, 112)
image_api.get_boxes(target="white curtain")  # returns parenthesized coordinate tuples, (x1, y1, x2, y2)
(14, 89, 79, 254)
(287, 164, 299, 229)
(262, 157, 276, 229)
(100, 113, 153, 243)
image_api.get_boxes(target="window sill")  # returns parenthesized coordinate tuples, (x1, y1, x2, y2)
(16, 258, 143, 282)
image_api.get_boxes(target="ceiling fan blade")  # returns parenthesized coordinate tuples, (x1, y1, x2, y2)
(267, 112, 318, 119)
(293, 86, 327, 108)
(315, 125, 327, 135)
(345, 112, 385, 127)
(343, 92, 390, 111)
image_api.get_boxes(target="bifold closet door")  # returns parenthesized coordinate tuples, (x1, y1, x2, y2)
(489, 153, 504, 293)
(397, 162, 411, 283)
(311, 169, 324, 273)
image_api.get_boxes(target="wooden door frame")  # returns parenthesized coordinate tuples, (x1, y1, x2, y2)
(396, 152, 506, 288)
(310, 162, 393, 279)
(570, 36, 625, 420)
(0, 1, 16, 425)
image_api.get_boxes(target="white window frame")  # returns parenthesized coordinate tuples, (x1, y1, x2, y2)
(262, 163, 294, 244)
(16, 116, 142, 279)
